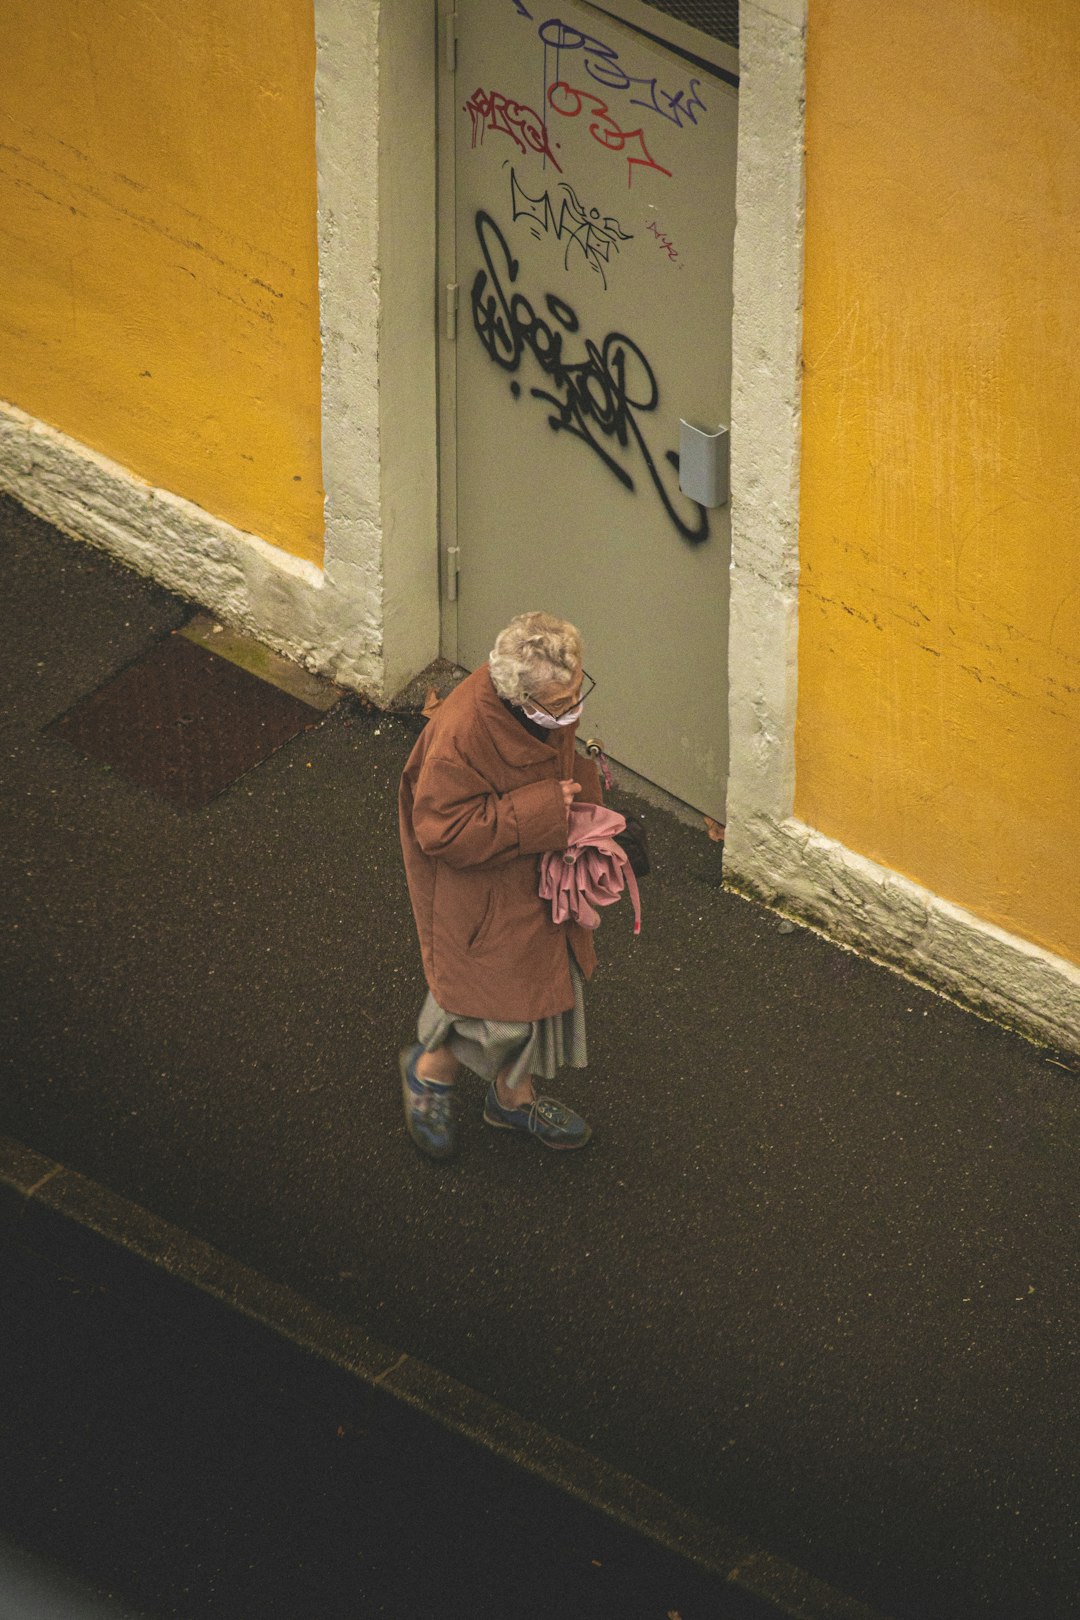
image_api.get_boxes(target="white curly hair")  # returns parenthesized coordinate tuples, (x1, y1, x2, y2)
(488, 611, 583, 706)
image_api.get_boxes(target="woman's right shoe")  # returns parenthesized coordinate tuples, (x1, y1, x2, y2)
(400, 1045, 457, 1160)
(482, 1085, 592, 1150)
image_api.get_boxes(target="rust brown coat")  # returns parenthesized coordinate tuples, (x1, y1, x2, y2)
(399, 665, 602, 1021)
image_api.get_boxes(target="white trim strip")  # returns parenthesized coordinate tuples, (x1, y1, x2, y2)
(0, 398, 380, 691)
(728, 814, 1080, 1054)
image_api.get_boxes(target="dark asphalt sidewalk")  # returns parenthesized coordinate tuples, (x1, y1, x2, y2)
(3, 494, 1079, 1619)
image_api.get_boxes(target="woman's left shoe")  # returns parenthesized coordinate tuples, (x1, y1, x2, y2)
(482, 1085, 592, 1150)
(400, 1045, 457, 1160)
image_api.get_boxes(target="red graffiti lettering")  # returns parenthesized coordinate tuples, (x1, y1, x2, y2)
(464, 88, 562, 171)
(647, 219, 681, 263)
(546, 82, 671, 188)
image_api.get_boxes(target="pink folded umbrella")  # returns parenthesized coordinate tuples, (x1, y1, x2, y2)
(539, 801, 642, 936)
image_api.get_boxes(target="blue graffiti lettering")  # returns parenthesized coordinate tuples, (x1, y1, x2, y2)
(538, 18, 706, 129)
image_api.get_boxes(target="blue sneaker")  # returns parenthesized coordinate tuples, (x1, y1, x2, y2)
(482, 1084, 592, 1150)
(400, 1045, 456, 1160)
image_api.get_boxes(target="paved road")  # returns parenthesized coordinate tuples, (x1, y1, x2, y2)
(0, 1237, 756, 1619)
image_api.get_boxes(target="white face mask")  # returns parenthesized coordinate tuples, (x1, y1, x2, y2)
(521, 699, 584, 729)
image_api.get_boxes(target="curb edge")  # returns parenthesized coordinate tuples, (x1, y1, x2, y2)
(0, 1133, 893, 1620)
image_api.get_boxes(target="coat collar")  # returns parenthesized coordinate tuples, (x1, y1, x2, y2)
(472, 664, 568, 769)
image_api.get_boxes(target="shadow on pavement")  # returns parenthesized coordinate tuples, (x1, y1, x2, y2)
(0, 1239, 760, 1620)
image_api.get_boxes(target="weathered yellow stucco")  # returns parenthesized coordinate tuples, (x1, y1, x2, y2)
(797, 0, 1080, 965)
(0, 0, 323, 562)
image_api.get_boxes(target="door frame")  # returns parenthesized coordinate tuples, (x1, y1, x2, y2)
(723, 0, 806, 857)
(435, 0, 809, 830)
(436, 0, 461, 664)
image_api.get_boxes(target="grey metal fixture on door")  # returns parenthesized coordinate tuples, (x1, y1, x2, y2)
(679, 420, 730, 508)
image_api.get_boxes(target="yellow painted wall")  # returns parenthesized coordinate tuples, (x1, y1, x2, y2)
(797, 0, 1080, 965)
(0, 0, 323, 563)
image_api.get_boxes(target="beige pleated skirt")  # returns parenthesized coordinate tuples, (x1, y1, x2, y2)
(417, 950, 587, 1090)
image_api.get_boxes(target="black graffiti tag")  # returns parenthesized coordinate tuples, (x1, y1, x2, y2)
(469, 210, 708, 545)
(509, 167, 632, 288)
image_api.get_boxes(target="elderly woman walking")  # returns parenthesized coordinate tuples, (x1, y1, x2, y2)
(398, 611, 603, 1158)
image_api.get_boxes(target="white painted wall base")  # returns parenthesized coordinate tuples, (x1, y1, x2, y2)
(726, 816, 1080, 1054)
(0, 399, 383, 691)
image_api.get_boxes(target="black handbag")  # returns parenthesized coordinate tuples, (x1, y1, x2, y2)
(614, 816, 650, 878)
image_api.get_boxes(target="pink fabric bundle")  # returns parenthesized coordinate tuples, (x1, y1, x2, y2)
(539, 801, 642, 936)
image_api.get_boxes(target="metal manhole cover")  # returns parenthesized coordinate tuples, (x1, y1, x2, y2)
(47, 631, 333, 809)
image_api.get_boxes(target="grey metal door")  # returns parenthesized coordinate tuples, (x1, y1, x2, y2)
(441, 0, 738, 817)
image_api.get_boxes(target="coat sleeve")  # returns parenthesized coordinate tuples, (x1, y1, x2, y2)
(572, 749, 603, 806)
(411, 749, 568, 870)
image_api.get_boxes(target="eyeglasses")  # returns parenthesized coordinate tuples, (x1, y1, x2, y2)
(524, 669, 596, 720)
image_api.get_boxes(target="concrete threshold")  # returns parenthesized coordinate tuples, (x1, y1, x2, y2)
(178, 612, 343, 712)
(0, 1133, 892, 1620)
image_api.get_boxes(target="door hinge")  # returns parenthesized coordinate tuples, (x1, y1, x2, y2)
(441, 8, 458, 72)
(446, 545, 461, 601)
(443, 281, 459, 342)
